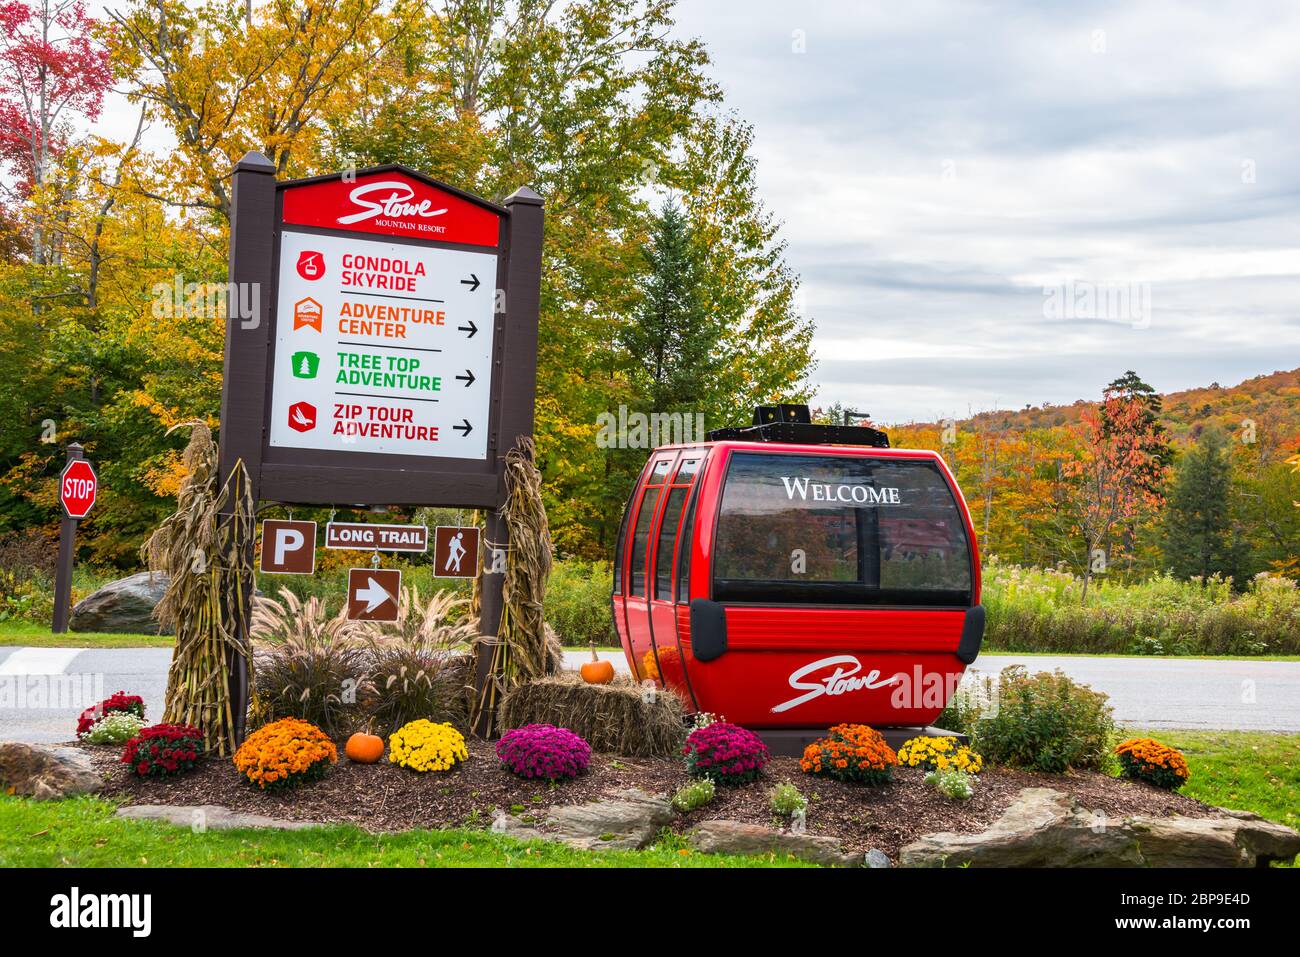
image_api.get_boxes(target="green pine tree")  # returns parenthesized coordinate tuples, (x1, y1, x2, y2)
(1162, 428, 1246, 584)
(618, 199, 725, 413)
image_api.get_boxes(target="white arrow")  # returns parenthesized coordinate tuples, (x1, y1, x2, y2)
(355, 576, 395, 613)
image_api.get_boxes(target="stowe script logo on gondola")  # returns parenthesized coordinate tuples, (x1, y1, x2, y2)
(771, 655, 904, 713)
(281, 170, 501, 247)
(780, 476, 902, 506)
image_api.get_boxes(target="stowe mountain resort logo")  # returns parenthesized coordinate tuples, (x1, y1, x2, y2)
(336, 181, 448, 227)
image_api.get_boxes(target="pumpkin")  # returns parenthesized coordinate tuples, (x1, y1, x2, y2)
(345, 731, 384, 763)
(580, 644, 615, 684)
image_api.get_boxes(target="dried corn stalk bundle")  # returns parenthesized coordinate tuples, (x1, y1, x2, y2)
(472, 437, 553, 735)
(140, 422, 255, 756)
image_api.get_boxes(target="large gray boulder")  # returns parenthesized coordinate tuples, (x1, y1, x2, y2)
(690, 819, 857, 866)
(899, 787, 1300, 868)
(0, 742, 102, 799)
(498, 788, 674, 850)
(71, 572, 171, 635)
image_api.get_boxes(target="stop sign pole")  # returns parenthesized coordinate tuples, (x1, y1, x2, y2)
(53, 443, 95, 633)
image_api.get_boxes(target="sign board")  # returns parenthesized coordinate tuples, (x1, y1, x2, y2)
(259, 520, 317, 574)
(433, 525, 480, 578)
(60, 458, 97, 519)
(346, 567, 402, 621)
(325, 522, 428, 552)
(268, 230, 496, 460)
(216, 153, 543, 739)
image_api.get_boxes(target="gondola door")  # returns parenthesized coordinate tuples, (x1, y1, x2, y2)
(644, 455, 702, 700)
(621, 453, 677, 683)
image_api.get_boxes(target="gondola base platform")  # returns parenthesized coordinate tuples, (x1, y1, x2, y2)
(756, 726, 968, 757)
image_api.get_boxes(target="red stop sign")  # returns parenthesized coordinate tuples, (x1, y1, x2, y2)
(60, 459, 97, 519)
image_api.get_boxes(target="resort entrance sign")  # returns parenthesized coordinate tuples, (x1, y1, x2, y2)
(217, 154, 544, 737)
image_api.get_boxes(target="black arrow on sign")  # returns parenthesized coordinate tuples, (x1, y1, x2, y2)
(460, 274, 481, 292)
(453, 419, 473, 437)
(458, 319, 477, 338)
(456, 369, 476, 387)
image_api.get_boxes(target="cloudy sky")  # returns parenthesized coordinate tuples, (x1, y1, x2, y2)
(670, 0, 1300, 422)
(86, 1, 1300, 424)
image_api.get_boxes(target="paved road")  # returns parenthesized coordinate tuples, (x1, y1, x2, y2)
(3, 646, 1297, 743)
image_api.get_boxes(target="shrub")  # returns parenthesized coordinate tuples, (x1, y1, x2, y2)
(896, 735, 983, 774)
(971, 666, 1115, 773)
(1115, 737, 1190, 790)
(388, 719, 468, 773)
(499, 673, 686, 757)
(982, 559, 1300, 656)
(233, 717, 337, 791)
(671, 778, 716, 813)
(75, 691, 145, 736)
(926, 768, 975, 800)
(683, 721, 769, 785)
(362, 590, 476, 734)
(122, 724, 204, 777)
(769, 781, 808, 817)
(80, 711, 146, 744)
(253, 593, 373, 737)
(800, 724, 897, 785)
(544, 560, 614, 646)
(496, 724, 591, 781)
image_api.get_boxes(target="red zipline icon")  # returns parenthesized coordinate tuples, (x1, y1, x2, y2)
(288, 401, 317, 432)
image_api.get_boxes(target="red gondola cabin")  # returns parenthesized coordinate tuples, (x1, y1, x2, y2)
(611, 405, 983, 740)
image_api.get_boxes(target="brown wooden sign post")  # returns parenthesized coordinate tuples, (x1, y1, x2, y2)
(219, 152, 543, 741)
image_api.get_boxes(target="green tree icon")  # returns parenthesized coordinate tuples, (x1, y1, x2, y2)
(291, 351, 320, 379)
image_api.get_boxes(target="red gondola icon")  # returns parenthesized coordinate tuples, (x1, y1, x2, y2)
(296, 251, 325, 280)
(288, 401, 317, 432)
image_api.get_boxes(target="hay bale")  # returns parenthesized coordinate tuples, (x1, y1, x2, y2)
(498, 672, 687, 757)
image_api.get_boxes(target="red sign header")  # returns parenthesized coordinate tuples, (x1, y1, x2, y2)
(281, 169, 501, 247)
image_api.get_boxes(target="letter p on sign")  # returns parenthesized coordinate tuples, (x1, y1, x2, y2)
(260, 520, 317, 574)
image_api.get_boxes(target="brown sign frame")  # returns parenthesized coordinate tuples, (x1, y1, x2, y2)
(216, 152, 544, 741)
(218, 157, 543, 511)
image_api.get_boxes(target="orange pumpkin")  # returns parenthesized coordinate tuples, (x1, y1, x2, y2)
(344, 731, 384, 763)
(580, 644, 615, 684)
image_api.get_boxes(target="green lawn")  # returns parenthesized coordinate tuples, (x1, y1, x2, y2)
(0, 621, 173, 648)
(0, 796, 813, 868)
(1124, 729, 1300, 832)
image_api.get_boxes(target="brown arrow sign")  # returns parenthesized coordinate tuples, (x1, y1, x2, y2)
(346, 568, 402, 622)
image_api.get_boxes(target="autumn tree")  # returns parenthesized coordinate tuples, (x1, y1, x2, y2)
(1064, 388, 1169, 603)
(0, 0, 112, 262)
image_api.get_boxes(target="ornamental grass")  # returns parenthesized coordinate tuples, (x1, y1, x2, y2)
(1115, 737, 1190, 790)
(232, 717, 337, 791)
(800, 724, 897, 785)
(498, 672, 686, 757)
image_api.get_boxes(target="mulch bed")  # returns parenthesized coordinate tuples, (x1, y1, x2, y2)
(79, 739, 1216, 861)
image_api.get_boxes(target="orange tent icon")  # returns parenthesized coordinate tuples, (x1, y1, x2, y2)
(293, 297, 322, 332)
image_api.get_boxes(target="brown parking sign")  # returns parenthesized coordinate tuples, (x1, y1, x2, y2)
(346, 568, 402, 622)
(433, 526, 480, 578)
(259, 520, 317, 574)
